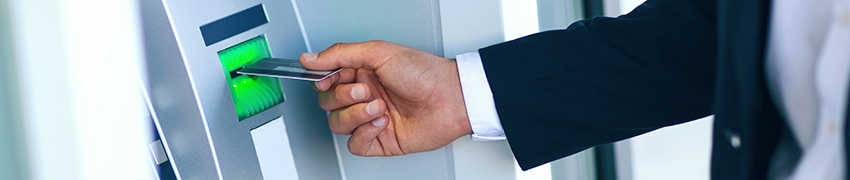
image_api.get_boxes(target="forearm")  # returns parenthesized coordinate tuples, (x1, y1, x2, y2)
(479, 0, 719, 170)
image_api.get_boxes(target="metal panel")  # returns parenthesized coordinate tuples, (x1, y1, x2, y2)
(199, 4, 269, 46)
(295, 0, 444, 56)
(251, 117, 299, 180)
(276, 77, 342, 180)
(142, 0, 341, 179)
(334, 134, 453, 180)
(438, 0, 504, 58)
(614, 141, 633, 180)
(552, 149, 597, 180)
(438, 1, 520, 179)
(141, 0, 219, 178)
(294, 0, 456, 179)
(451, 137, 516, 180)
(603, 0, 621, 17)
(537, 0, 584, 31)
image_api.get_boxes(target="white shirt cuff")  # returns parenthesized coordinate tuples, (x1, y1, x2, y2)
(456, 52, 506, 141)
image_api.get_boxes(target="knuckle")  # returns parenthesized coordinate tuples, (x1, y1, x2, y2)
(319, 104, 332, 111)
(330, 126, 350, 135)
(334, 86, 349, 102)
(328, 123, 345, 134)
(346, 108, 362, 126)
(330, 42, 347, 51)
(317, 93, 334, 110)
(327, 112, 348, 135)
(365, 40, 393, 52)
(319, 104, 333, 111)
(347, 143, 364, 156)
(364, 41, 394, 67)
(366, 40, 388, 46)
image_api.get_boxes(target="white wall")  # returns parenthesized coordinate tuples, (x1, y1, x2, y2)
(8, 0, 152, 179)
(630, 116, 713, 180)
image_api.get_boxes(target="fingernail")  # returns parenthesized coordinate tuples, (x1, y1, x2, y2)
(372, 116, 387, 126)
(304, 53, 318, 61)
(366, 100, 380, 115)
(312, 81, 319, 89)
(350, 84, 366, 100)
(314, 81, 326, 91)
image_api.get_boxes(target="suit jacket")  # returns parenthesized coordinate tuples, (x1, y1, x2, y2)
(477, 0, 850, 179)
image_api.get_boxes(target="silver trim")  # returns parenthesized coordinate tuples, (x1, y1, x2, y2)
(150, 140, 169, 165)
(290, 0, 312, 53)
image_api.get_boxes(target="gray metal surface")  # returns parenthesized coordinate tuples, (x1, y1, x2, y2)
(294, 0, 467, 179)
(436, 1, 519, 179)
(537, 0, 584, 31)
(250, 117, 299, 180)
(142, 0, 561, 179)
(334, 134, 453, 180)
(150, 140, 168, 165)
(141, 0, 219, 179)
(141, 0, 341, 179)
(438, 0, 505, 58)
(277, 78, 342, 180)
(296, 0, 444, 56)
(551, 149, 597, 180)
(614, 141, 633, 180)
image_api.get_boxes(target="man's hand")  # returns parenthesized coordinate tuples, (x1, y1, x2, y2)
(300, 41, 472, 156)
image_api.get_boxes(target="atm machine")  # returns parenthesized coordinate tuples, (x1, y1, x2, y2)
(141, 0, 517, 179)
(141, 0, 339, 179)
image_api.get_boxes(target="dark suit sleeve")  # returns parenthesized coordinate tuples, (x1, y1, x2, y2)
(478, 0, 718, 170)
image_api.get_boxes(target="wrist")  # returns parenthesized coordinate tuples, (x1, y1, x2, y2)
(454, 51, 506, 141)
(449, 60, 473, 136)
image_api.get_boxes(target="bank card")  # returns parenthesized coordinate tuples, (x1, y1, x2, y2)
(237, 58, 341, 81)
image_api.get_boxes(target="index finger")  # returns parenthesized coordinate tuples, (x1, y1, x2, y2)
(313, 68, 356, 92)
(299, 41, 397, 71)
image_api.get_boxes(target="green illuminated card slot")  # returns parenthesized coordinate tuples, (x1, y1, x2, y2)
(218, 36, 284, 120)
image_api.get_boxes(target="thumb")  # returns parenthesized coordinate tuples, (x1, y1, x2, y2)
(299, 41, 394, 71)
